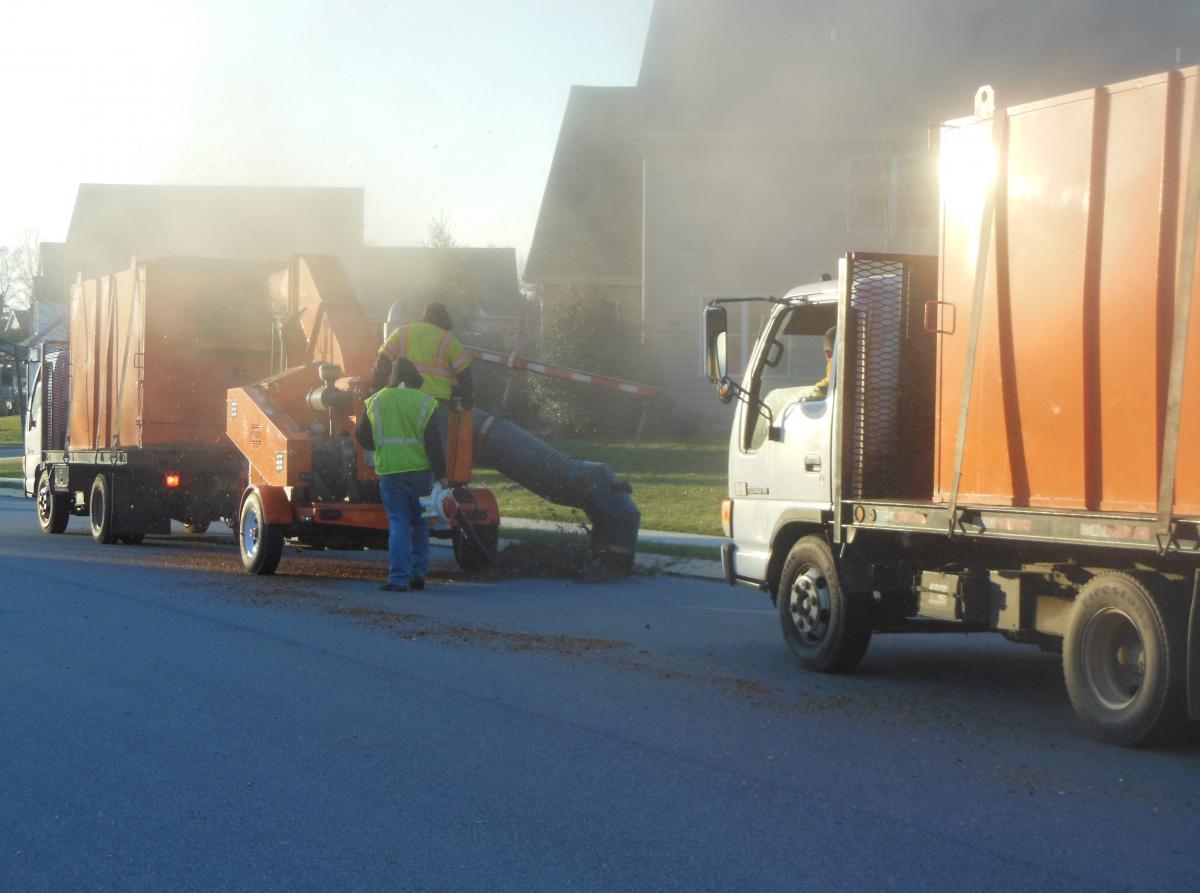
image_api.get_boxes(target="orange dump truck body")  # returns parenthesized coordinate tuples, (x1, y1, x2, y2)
(68, 258, 277, 451)
(935, 66, 1200, 515)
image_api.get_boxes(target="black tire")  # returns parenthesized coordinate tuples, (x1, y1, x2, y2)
(238, 490, 283, 575)
(452, 522, 499, 572)
(89, 474, 118, 544)
(1063, 572, 1187, 747)
(777, 535, 872, 673)
(35, 468, 69, 535)
(183, 520, 210, 535)
(118, 533, 145, 545)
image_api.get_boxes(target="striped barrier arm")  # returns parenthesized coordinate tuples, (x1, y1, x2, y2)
(465, 347, 658, 400)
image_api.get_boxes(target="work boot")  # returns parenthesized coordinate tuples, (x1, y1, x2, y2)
(380, 583, 409, 592)
(410, 578, 426, 591)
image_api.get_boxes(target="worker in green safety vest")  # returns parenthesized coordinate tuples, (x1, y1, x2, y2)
(356, 358, 446, 592)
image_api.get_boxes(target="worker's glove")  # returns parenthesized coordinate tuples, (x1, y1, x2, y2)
(370, 355, 392, 393)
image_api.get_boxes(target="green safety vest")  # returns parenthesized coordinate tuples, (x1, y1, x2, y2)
(364, 386, 437, 475)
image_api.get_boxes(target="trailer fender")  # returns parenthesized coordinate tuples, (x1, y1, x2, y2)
(1189, 572, 1200, 721)
(242, 484, 293, 527)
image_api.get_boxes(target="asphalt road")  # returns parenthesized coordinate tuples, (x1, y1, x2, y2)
(2, 494, 1198, 891)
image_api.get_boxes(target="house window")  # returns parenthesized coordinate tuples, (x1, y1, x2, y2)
(846, 155, 937, 239)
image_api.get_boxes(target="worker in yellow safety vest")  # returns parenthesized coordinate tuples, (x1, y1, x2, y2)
(356, 358, 447, 592)
(372, 302, 473, 402)
(812, 326, 836, 399)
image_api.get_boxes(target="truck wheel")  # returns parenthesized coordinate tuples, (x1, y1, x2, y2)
(239, 491, 283, 575)
(1063, 573, 1187, 746)
(118, 533, 145, 545)
(89, 474, 118, 544)
(183, 520, 210, 535)
(777, 536, 872, 673)
(35, 468, 69, 534)
(452, 523, 499, 572)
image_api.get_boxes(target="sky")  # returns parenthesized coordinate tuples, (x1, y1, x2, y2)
(0, 0, 654, 259)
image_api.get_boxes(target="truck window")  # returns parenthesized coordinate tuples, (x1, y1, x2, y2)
(744, 306, 835, 451)
(27, 367, 42, 431)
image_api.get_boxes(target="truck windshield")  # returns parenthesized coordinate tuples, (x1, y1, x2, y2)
(744, 305, 835, 450)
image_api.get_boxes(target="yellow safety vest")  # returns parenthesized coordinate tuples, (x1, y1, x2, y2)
(364, 387, 437, 475)
(379, 322, 471, 400)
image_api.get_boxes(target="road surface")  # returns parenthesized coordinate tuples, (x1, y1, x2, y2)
(1, 494, 1198, 891)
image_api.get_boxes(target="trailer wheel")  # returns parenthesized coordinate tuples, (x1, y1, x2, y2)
(1063, 573, 1187, 746)
(452, 523, 498, 572)
(239, 491, 283, 575)
(89, 474, 118, 544)
(777, 536, 871, 673)
(35, 468, 69, 535)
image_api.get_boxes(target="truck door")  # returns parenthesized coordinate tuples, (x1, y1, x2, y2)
(729, 305, 836, 580)
(23, 361, 42, 497)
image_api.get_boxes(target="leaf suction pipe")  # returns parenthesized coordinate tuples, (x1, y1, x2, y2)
(470, 411, 640, 572)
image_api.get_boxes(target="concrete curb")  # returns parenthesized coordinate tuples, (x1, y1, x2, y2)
(498, 516, 728, 549)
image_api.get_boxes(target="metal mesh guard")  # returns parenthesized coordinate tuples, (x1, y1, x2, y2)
(45, 345, 71, 451)
(847, 259, 906, 499)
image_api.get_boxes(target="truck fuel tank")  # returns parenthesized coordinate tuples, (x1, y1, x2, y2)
(917, 569, 989, 625)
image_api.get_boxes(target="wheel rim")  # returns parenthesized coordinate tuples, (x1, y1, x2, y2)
(241, 503, 261, 558)
(90, 485, 105, 531)
(1081, 607, 1145, 711)
(788, 566, 831, 644)
(37, 477, 53, 524)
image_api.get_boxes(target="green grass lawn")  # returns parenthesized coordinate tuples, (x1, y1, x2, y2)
(0, 456, 21, 477)
(0, 415, 19, 446)
(474, 439, 728, 536)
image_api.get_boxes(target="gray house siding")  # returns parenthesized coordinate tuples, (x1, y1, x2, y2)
(641, 136, 933, 426)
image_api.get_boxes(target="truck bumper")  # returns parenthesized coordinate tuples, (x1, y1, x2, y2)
(721, 542, 737, 586)
(722, 542, 770, 592)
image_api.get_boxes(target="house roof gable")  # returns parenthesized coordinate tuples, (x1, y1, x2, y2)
(525, 86, 642, 283)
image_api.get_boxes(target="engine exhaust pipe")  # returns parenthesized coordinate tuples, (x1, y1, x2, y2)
(384, 301, 406, 341)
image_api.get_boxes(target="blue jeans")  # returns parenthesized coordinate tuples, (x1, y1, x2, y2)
(379, 470, 433, 586)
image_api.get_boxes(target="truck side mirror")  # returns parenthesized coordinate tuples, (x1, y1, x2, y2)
(704, 304, 728, 383)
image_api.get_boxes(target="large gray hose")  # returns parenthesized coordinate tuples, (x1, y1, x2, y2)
(472, 411, 640, 571)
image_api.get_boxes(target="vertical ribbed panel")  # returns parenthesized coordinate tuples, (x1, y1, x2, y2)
(846, 259, 905, 499)
(44, 342, 70, 451)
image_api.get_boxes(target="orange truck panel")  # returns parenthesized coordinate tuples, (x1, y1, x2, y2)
(227, 375, 315, 488)
(68, 259, 276, 452)
(935, 67, 1200, 515)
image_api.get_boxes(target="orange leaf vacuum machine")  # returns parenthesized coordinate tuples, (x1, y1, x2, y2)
(26, 255, 640, 574)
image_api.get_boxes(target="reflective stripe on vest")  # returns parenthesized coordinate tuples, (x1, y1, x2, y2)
(365, 388, 436, 475)
(378, 322, 469, 400)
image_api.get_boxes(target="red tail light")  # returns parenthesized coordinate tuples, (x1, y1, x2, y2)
(164, 473, 181, 489)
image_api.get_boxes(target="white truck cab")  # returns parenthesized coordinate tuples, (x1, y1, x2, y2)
(719, 280, 839, 584)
